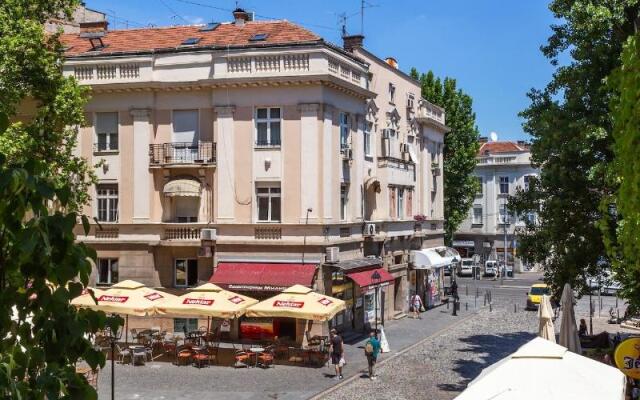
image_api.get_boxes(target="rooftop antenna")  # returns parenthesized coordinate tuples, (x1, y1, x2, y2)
(338, 12, 347, 37)
(360, 1, 379, 35)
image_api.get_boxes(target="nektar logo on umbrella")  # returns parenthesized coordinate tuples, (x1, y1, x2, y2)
(98, 295, 129, 303)
(144, 293, 164, 301)
(318, 297, 333, 306)
(273, 300, 304, 308)
(228, 296, 244, 304)
(183, 298, 214, 306)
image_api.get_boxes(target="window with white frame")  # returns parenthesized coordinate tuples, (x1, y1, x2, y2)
(476, 176, 483, 196)
(340, 113, 350, 152)
(364, 121, 372, 157)
(499, 204, 511, 224)
(97, 258, 118, 285)
(397, 187, 405, 219)
(340, 184, 348, 221)
(256, 107, 281, 146)
(96, 184, 118, 222)
(524, 175, 532, 191)
(256, 183, 281, 222)
(499, 176, 510, 195)
(95, 112, 118, 151)
(472, 205, 483, 225)
(175, 259, 198, 287)
(389, 83, 396, 104)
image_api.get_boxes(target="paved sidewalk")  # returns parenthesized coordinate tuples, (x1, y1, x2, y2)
(97, 301, 479, 399)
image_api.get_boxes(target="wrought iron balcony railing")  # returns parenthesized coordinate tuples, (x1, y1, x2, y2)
(149, 142, 216, 166)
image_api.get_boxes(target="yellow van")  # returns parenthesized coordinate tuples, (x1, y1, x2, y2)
(526, 283, 550, 310)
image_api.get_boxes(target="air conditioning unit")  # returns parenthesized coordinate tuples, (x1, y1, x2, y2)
(363, 223, 377, 237)
(326, 246, 339, 263)
(200, 228, 217, 241)
(198, 246, 213, 258)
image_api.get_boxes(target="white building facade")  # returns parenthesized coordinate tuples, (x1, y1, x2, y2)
(454, 140, 539, 271)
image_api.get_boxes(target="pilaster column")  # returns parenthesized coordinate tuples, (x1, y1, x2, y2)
(322, 104, 334, 221)
(298, 103, 320, 221)
(215, 106, 236, 221)
(130, 109, 151, 222)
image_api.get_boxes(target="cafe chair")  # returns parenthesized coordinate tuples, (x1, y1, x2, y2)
(132, 347, 146, 365)
(192, 348, 209, 368)
(234, 349, 250, 368)
(257, 346, 275, 369)
(116, 344, 131, 365)
(176, 345, 193, 366)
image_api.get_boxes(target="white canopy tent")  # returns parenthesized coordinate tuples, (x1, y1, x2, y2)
(411, 248, 449, 269)
(455, 337, 625, 400)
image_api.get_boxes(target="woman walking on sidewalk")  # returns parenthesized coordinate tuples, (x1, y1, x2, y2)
(411, 293, 423, 319)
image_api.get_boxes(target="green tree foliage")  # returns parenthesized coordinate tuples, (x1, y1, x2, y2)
(604, 31, 640, 307)
(508, 0, 640, 296)
(0, 0, 118, 398)
(410, 68, 480, 244)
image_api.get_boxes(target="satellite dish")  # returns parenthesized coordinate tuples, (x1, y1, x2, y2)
(489, 131, 498, 142)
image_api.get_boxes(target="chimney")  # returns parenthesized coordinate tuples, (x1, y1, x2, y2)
(478, 136, 488, 143)
(385, 57, 398, 69)
(79, 20, 108, 33)
(233, 8, 250, 26)
(343, 34, 364, 52)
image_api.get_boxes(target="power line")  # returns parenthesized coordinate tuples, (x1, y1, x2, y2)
(158, 0, 191, 24)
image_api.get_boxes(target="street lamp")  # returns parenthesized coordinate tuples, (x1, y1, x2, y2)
(371, 270, 381, 337)
(105, 319, 123, 400)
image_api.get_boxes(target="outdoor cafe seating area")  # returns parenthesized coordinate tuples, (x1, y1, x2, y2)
(75, 281, 343, 372)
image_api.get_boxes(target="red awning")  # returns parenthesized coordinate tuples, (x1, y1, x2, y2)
(346, 268, 395, 289)
(210, 263, 317, 292)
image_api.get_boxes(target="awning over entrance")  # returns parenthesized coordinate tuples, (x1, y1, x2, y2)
(330, 257, 382, 272)
(346, 267, 394, 290)
(210, 263, 317, 292)
(411, 248, 449, 269)
(163, 178, 201, 197)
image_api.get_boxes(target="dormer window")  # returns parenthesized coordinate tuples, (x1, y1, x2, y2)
(249, 33, 268, 42)
(200, 22, 220, 32)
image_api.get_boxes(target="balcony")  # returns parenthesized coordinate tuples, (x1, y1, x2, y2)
(149, 142, 216, 167)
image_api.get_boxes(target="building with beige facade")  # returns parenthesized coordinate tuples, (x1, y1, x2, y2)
(62, 9, 448, 340)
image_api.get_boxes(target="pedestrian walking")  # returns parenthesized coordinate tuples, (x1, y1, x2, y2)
(364, 330, 381, 380)
(410, 293, 423, 319)
(329, 328, 344, 380)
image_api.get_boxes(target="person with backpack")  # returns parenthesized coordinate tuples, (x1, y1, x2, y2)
(410, 293, 423, 319)
(329, 329, 344, 380)
(364, 330, 381, 380)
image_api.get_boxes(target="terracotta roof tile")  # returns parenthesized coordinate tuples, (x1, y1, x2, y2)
(478, 141, 525, 156)
(61, 21, 321, 56)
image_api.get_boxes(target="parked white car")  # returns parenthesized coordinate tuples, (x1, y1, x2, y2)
(459, 258, 474, 277)
(484, 260, 497, 276)
(587, 270, 621, 295)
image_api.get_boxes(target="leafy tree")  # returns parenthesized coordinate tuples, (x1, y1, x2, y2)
(604, 30, 640, 307)
(410, 68, 480, 245)
(0, 0, 118, 398)
(508, 0, 640, 296)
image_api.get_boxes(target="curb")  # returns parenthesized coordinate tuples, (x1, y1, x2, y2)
(306, 310, 481, 400)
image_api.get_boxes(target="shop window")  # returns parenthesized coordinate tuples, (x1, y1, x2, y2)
(175, 259, 198, 287)
(97, 258, 118, 285)
(173, 318, 198, 334)
(256, 107, 281, 147)
(256, 183, 281, 222)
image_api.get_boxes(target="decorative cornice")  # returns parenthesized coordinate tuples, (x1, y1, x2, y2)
(214, 106, 235, 117)
(130, 108, 151, 119)
(297, 103, 321, 113)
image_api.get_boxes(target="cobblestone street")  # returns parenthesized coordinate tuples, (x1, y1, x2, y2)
(322, 306, 538, 400)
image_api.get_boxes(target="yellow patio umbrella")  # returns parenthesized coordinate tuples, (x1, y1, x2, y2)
(71, 287, 105, 308)
(157, 283, 258, 319)
(72, 280, 175, 316)
(245, 285, 346, 322)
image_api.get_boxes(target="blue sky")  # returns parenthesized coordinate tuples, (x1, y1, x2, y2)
(85, 0, 558, 141)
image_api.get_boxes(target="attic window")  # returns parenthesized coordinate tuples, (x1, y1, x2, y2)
(249, 33, 268, 42)
(181, 37, 201, 46)
(89, 37, 105, 51)
(200, 22, 220, 32)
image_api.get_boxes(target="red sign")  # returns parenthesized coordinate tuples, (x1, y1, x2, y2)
(183, 298, 214, 306)
(273, 300, 304, 308)
(228, 296, 244, 304)
(318, 297, 333, 306)
(98, 295, 129, 303)
(144, 292, 164, 301)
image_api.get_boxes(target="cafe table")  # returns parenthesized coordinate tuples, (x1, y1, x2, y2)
(249, 347, 265, 367)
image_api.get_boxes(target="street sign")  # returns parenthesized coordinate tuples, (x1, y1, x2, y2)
(614, 337, 640, 379)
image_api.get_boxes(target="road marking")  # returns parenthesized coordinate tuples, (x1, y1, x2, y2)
(307, 310, 481, 400)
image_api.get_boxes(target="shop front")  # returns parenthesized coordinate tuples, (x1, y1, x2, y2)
(346, 267, 394, 332)
(209, 262, 318, 342)
(410, 248, 448, 309)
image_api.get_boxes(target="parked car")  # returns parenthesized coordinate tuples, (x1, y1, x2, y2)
(458, 258, 474, 277)
(484, 260, 497, 276)
(526, 283, 550, 310)
(587, 270, 622, 296)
